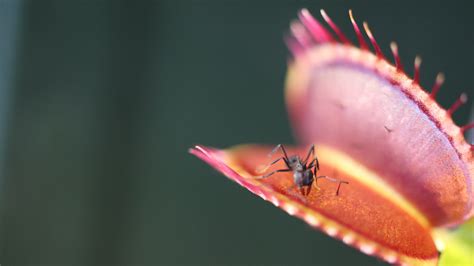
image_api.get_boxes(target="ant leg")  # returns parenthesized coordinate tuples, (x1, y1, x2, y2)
(287, 183, 307, 202)
(268, 144, 291, 168)
(307, 158, 317, 169)
(258, 157, 285, 173)
(261, 169, 291, 178)
(311, 158, 321, 186)
(306, 181, 313, 196)
(299, 186, 306, 196)
(335, 180, 349, 196)
(315, 175, 349, 196)
(303, 144, 315, 165)
(269, 157, 283, 166)
(312, 176, 322, 191)
(309, 157, 319, 171)
(258, 144, 290, 174)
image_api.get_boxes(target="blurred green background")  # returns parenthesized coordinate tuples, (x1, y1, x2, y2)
(0, 0, 472, 265)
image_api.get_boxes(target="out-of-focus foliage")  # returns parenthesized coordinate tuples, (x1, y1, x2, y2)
(439, 219, 474, 266)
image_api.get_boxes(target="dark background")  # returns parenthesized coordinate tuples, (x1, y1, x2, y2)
(0, 0, 472, 265)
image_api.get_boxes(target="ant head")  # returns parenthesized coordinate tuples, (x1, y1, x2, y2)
(289, 156, 304, 171)
(296, 163, 304, 171)
(288, 155, 299, 164)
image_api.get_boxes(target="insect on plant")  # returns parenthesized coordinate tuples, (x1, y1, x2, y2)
(260, 144, 348, 196)
(190, 9, 474, 265)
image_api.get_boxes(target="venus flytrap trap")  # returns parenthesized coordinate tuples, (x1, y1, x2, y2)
(190, 9, 473, 266)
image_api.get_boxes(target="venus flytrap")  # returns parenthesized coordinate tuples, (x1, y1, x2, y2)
(190, 9, 473, 266)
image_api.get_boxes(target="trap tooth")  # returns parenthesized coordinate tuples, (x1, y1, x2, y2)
(348, 10, 368, 50)
(342, 234, 355, 245)
(363, 22, 384, 59)
(383, 253, 399, 264)
(283, 203, 298, 216)
(320, 9, 350, 44)
(359, 243, 376, 256)
(290, 21, 313, 49)
(270, 195, 280, 207)
(447, 93, 468, 116)
(298, 9, 333, 43)
(390, 42, 403, 72)
(305, 214, 321, 227)
(413, 56, 422, 85)
(430, 73, 445, 99)
(324, 226, 338, 237)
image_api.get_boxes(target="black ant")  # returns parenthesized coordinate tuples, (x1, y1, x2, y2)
(260, 144, 348, 196)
